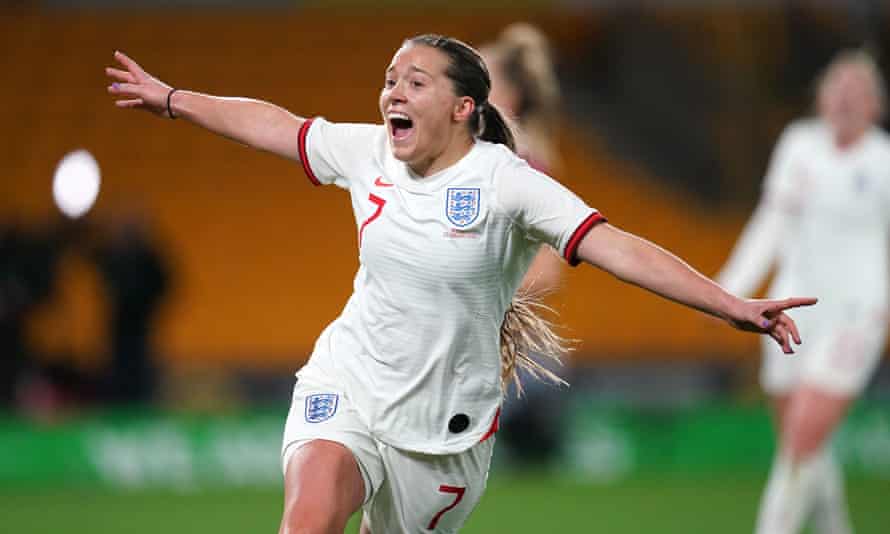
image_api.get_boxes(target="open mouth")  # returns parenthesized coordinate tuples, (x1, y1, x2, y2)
(389, 115, 414, 142)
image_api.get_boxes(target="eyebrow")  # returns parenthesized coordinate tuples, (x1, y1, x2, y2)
(385, 64, 433, 77)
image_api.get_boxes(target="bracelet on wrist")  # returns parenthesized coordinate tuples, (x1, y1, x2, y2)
(166, 88, 179, 120)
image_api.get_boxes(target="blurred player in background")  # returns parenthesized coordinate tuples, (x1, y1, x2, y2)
(108, 35, 814, 533)
(482, 22, 563, 296)
(716, 50, 889, 534)
(481, 23, 567, 464)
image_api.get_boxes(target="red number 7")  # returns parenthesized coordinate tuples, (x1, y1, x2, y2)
(359, 193, 386, 248)
(427, 485, 466, 530)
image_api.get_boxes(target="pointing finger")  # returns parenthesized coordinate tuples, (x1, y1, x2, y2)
(771, 297, 818, 313)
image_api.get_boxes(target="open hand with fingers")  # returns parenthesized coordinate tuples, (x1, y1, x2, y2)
(724, 297, 817, 354)
(106, 51, 175, 118)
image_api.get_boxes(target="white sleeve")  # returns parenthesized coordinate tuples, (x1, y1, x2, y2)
(494, 157, 604, 266)
(715, 125, 800, 296)
(762, 123, 802, 204)
(715, 200, 789, 296)
(297, 117, 381, 189)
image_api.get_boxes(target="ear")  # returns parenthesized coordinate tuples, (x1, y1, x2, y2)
(453, 96, 476, 123)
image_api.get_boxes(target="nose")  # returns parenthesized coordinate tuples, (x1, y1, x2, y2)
(388, 79, 408, 103)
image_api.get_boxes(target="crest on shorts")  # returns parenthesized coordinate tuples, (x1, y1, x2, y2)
(446, 188, 481, 228)
(305, 393, 339, 423)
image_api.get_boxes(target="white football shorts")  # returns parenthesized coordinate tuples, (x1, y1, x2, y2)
(760, 303, 888, 396)
(281, 372, 496, 533)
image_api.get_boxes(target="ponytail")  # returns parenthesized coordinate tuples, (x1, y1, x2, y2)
(476, 103, 516, 152)
(499, 289, 572, 397)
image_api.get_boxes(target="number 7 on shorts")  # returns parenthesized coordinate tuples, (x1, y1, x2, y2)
(427, 485, 466, 530)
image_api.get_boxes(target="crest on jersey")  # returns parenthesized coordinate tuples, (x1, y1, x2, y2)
(446, 188, 481, 228)
(305, 393, 339, 423)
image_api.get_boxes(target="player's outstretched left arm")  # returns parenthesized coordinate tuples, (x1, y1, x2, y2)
(575, 223, 816, 354)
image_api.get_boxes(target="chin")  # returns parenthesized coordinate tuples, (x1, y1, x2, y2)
(390, 144, 415, 162)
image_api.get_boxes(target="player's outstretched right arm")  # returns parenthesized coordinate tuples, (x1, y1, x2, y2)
(106, 51, 303, 162)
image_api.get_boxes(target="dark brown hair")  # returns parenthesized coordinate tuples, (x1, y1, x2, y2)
(407, 34, 517, 152)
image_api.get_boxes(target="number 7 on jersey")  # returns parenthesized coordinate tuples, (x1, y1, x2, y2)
(359, 193, 386, 248)
(427, 485, 466, 530)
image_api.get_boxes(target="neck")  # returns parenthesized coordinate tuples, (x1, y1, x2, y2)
(834, 126, 868, 151)
(408, 133, 474, 177)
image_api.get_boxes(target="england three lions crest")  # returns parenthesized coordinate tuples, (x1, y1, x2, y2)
(446, 187, 481, 228)
(305, 393, 339, 423)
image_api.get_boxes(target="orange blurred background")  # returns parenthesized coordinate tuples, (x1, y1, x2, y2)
(2, 7, 864, 372)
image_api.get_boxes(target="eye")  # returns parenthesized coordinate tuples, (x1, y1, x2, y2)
(384, 78, 396, 88)
(411, 80, 424, 88)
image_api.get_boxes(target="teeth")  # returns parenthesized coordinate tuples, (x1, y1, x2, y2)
(388, 112, 410, 121)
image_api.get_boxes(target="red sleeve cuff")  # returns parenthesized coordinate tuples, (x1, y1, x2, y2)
(297, 118, 321, 186)
(563, 212, 607, 266)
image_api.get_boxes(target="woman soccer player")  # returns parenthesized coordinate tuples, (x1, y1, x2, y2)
(107, 34, 815, 534)
(717, 50, 888, 534)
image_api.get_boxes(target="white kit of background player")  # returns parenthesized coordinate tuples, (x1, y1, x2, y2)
(719, 119, 890, 395)
(717, 52, 890, 534)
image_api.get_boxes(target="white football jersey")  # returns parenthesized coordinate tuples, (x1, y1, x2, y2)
(295, 118, 601, 454)
(764, 120, 890, 306)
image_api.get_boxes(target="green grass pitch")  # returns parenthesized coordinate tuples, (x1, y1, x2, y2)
(2, 472, 887, 533)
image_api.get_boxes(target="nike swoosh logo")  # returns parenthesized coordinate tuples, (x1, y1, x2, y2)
(374, 176, 394, 187)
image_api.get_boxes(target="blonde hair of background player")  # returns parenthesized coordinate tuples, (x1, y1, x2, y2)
(815, 48, 886, 148)
(481, 23, 561, 170)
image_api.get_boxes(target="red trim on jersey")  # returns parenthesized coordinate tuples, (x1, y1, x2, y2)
(297, 118, 321, 186)
(478, 407, 500, 443)
(564, 212, 607, 267)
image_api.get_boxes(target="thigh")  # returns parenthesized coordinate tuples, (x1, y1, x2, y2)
(780, 386, 853, 460)
(280, 440, 365, 534)
(364, 438, 496, 534)
(281, 376, 385, 502)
